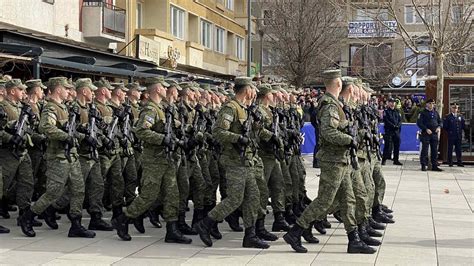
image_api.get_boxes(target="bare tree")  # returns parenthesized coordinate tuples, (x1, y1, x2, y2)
(347, 0, 473, 111)
(256, 0, 345, 87)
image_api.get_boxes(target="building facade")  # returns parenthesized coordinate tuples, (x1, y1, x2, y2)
(116, 0, 256, 78)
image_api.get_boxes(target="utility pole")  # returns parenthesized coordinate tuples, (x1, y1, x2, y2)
(247, 0, 251, 77)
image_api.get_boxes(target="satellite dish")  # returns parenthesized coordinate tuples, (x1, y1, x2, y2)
(392, 76, 402, 86)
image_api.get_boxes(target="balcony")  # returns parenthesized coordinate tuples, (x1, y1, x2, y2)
(82, 0, 126, 44)
(348, 20, 397, 38)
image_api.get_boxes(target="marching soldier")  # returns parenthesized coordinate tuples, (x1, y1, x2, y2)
(19, 77, 95, 238)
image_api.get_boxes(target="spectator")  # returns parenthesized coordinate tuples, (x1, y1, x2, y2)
(382, 98, 403, 166)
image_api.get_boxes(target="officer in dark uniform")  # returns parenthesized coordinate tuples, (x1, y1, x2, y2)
(443, 103, 465, 167)
(382, 98, 402, 165)
(416, 99, 443, 171)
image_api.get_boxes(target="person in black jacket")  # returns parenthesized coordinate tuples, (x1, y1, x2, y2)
(417, 99, 443, 171)
(382, 98, 403, 165)
(443, 103, 465, 167)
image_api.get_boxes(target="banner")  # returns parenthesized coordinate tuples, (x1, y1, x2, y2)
(300, 122, 420, 155)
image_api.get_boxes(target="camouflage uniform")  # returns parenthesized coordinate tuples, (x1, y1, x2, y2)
(0, 97, 34, 212)
(296, 93, 357, 233)
(208, 98, 260, 228)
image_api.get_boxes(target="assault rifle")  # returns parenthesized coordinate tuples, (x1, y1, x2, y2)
(88, 103, 99, 162)
(164, 105, 176, 163)
(341, 101, 359, 170)
(120, 101, 134, 157)
(11, 103, 35, 159)
(64, 106, 80, 163)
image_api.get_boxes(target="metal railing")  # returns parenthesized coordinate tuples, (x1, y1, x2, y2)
(83, 0, 126, 38)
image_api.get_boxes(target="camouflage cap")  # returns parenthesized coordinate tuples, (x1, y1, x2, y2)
(257, 84, 273, 96)
(341, 76, 355, 86)
(234, 76, 255, 87)
(25, 79, 47, 89)
(5, 79, 27, 90)
(75, 78, 98, 91)
(271, 84, 282, 92)
(145, 76, 170, 87)
(126, 82, 146, 92)
(210, 85, 219, 93)
(47, 77, 74, 89)
(0, 80, 6, 88)
(179, 82, 194, 91)
(322, 69, 342, 80)
(165, 79, 182, 91)
(93, 78, 113, 90)
(200, 84, 211, 92)
(111, 82, 129, 92)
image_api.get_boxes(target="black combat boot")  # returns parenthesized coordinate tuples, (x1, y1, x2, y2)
(283, 223, 307, 253)
(347, 230, 376, 254)
(0, 224, 10, 234)
(165, 221, 192, 244)
(372, 205, 395, 224)
(293, 202, 302, 217)
(133, 214, 145, 233)
(193, 216, 215, 247)
(191, 208, 204, 228)
(322, 217, 331, 228)
(204, 204, 222, 239)
(88, 212, 113, 231)
(243, 226, 270, 249)
(302, 223, 319, 244)
(313, 220, 326, 235)
(225, 209, 243, 232)
(333, 211, 343, 223)
(302, 191, 312, 206)
(0, 197, 10, 219)
(284, 205, 297, 225)
(111, 212, 131, 241)
(112, 206, 123, 220)
(68, 215, 96, 238)
(177, 212, 197, 235)
(358, 222, 381, 246)
(17, 209, 43, 227)
(368, 217, 385, 230)
(381, 204, 393, 214)
(256, 218, 278, 241)
(42, 206, 59, 229)
(148, 206, 162, 228)
(19, 206, 36, 237)
(272, 211, 290, 232)
(366, 222, 383, 237)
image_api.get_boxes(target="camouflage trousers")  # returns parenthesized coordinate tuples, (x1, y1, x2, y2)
(207, 151, 225, 204)
(252, 155, 269, 219)
(289, 155, 302, 203)
(124, 149, 178, 222)
(100, 154, 123, 208)
(371, 156, 386, 208)
(297, 161, 357, 233)
(54, 156, 105, 215)
(351, 160, 370, 224)
(177, 153, 205, 211)
(361, 158, 375, 216)
(198, 150, 212, 207)
(208, 154, 260, 228)
(295, 155, 307, 198)
(260, 155, 285, 213)
(279, 159, 293, 207)
(0, 149, 34, 210)
(0, 166, 3, 199)
(29, 148, 47, 200)
(31, 156, 84, 217)
(121, 155, 138, 206)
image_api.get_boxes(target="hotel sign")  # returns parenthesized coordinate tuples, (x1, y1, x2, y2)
(348, 21, 397, 38)
(136, 35, 160, 65)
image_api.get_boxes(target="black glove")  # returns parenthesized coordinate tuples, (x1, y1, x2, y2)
(85, 135, 98, 148)
(349, 139, 358, 149)
(103, 137, 114, 150)
(10, 134, 23, 146)
(113, 108, 126, 120)
(163, 135, 173, 147)
(270, 134, 281, 146)
(238, 136, 249, 145)
(89, 108, 101, 119)
(187, 137, 198, 149)
(64, 136, 75, 147)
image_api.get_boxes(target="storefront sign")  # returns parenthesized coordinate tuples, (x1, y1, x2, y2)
(136, 35, 160, 65)
(348, 21, 397, 38)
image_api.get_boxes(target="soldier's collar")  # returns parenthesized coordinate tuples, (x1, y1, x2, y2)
(232, 98, 246, 108)
(75, 99, 87, 108)
(49, 98, 66, 108)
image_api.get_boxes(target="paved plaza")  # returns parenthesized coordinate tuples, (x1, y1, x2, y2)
(0, 155, 472, 265)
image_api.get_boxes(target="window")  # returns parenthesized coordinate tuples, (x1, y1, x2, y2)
(349, 44, 392, 79)
(355, 9, 389, 21)
(136, 2, 143, 29)
(452, 5, 463, 23)
(226, 0, 234, 10)
(236, 37, 244, 60)
(171, 6, 185, 39)
(405, 46, 434, 75)
(215, 27, 225, 53)
(405, 5, 439, 24)
(201, 20, 212, 49)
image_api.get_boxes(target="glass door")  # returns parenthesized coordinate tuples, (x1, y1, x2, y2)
(449, 85, 473, 156)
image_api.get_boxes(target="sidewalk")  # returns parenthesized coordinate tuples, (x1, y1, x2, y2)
(0, 155, 472, 265)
